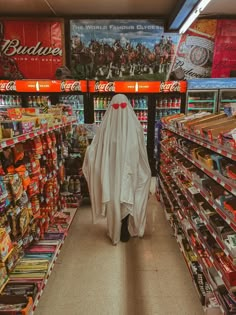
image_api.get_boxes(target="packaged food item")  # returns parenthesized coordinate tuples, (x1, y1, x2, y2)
(0, 228, 13, 262)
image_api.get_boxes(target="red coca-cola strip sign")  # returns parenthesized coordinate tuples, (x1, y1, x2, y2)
(89, 80, 187, 93)
(0, 80, 87, 92)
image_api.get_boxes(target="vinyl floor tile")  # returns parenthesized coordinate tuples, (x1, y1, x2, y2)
(34, 187, 205, 315)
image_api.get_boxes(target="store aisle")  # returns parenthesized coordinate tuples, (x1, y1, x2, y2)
(34, 191, 204, 315)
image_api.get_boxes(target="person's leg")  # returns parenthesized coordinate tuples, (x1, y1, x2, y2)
(120, 214, 130, 242)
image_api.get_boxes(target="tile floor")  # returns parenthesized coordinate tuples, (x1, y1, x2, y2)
(34, 192, 205, 315)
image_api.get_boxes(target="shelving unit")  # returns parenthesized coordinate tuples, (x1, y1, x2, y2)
(0, 115, 79, 314)
(157, 114, 236, 314)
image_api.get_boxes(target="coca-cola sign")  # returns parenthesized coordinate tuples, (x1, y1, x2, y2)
(160, 81, 181, 93)
(95, 81, 115, 92)
(61, 80, 81, 92)
(0, 80, 16, 91)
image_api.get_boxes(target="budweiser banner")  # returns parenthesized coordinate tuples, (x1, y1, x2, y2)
(70, 19, 179, 81)
(169, 19, 217, 80)
(0, 19, 64, 80)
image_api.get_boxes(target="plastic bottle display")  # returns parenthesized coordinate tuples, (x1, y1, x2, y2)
(156, 97, 181, 108)
(59, 95, 84, 123)
(28, 96, 51, 108)
(0, 95, 21, 107)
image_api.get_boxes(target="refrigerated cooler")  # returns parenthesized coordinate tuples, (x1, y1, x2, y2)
(187, 78, 236, 115)
(88, 80, 159, 173)
(0, 80, 90, 123)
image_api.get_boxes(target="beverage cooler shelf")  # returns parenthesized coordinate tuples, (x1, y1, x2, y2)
(188, 100, 215, 103)
(188, 107, 214, 110)
(156, 107, 180, 110)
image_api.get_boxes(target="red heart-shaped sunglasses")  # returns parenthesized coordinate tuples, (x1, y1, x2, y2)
(112, 102, 127, 109)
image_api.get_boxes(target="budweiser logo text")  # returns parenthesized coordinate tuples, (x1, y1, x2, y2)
(0, 81, 16, 91)
(1, 39, 62, 57)
(95, 82, 115, 92)
(160, 81, 181, 92)
(61, 81, 81, 92)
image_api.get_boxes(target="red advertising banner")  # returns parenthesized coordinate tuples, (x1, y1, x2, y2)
(169, 19, 217, 80)
(0, 19, 64, 80)
(89, 80, 186, 93)
(212, 20, 236, 78)
(15, 80, 62, 92)
(0, 80, 87, 92)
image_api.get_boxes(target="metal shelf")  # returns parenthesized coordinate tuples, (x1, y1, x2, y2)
(163, 125, 236, 161)
(0, 119, 76, 151)
(176, 146, 236, 197)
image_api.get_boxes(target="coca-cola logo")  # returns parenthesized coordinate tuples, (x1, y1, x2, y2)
(0, 81, 16, 91)
(160, 81, 180, 93)
(1, 39, 62, 57)
(95, 82, 115, 92)
(61, 81, 81, 92)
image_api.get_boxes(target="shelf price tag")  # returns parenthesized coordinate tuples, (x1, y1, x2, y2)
(188, 187, 199, 195)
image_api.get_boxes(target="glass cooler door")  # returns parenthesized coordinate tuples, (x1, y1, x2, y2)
(186, 90, 218, 114)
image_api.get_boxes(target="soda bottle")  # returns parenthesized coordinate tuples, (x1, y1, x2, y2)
(131, 97, 135, 108)
(163, 97, 168, 108)
(144, 111, 148, 121)
(104, 97, 107, 108)
(168, 98, 172, 108)
(99, 97, 104, 109)
(178, 97, 181, 108)
(94, 97, 97, 108)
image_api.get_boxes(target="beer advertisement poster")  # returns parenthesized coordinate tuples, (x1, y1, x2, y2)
(70, 19, 180, 81)
(211, 20, 236, 78)
(0, 19, 64, 80)
(169, 19, 217, 80)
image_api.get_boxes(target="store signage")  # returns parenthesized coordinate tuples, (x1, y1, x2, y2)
(169, 19, 217, 80)
(89, 80, 186, 93)
(70, 19, 179, 81)
(160, 81, 181, 93)
(60, 80, 87, 92)
(2, 40, 62, 57)
(0, 80, 16, 91)
(15, 80, 61, 92)
(0, 80, 88, 93)
(0, 19, 64, 80)
(94, 81, 115, 92)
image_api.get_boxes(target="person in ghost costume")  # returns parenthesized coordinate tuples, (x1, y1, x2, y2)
(82, 94, 151, 245)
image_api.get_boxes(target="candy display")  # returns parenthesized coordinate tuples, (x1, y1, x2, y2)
(157, 112, 236, 313)
(0, 103, 77, 313)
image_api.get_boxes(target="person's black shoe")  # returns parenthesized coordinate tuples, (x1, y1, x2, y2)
(120, 215, 130, 242)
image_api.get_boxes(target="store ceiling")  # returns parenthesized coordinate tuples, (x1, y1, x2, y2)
(0, 0, 235, 30)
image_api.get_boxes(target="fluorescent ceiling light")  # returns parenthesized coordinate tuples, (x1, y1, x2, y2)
(168, 0, 199, 31)
(179, 0, 212, 34)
